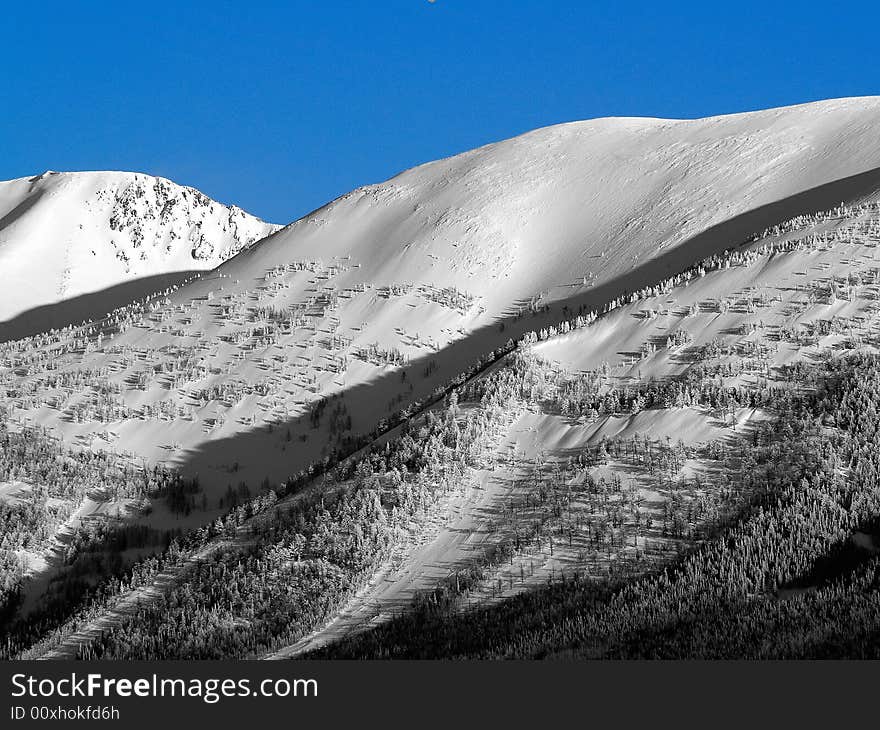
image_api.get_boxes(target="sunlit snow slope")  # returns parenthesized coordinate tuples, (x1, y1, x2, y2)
(0, 170, 280, 326)
(246, 96, 880, 313)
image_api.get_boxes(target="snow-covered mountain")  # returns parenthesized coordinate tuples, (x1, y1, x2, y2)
(7, 96, 880, 659)
(0, 170, 280, 326)
(6, 98, 880, 492)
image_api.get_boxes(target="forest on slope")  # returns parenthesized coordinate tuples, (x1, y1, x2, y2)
(312, 355, 880, 659)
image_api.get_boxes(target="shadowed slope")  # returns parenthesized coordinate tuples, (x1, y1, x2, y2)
(0, 270, 201, 343)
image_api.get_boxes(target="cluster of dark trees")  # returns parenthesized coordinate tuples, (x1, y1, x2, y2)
(418, 284, 476, 314)
(0, 422, 202, 633)
(353, 342, 407, 367)
(311, 354, 880, 658)
(1, 519, 185, 660)
(459, 350, 787, 422)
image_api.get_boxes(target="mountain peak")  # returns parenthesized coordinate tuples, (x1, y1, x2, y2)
(0, 170, 281, 326)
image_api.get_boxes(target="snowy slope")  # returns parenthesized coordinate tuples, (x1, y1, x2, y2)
(9, 97, 880, 650)
(239, 96, 880, 314)
(272, 189, 880, 658)
(0, 170, 280, 324)
(6, 97, 880, 499)
(42, 190, 880, 660)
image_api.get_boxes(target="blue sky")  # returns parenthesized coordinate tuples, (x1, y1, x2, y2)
(2, 1, 878, 223)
